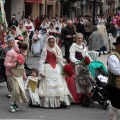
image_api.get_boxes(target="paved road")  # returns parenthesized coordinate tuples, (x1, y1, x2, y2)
(0, 53, 120, 120)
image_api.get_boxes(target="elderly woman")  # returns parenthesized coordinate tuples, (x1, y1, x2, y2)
(17, 21, 29, 44)
(25, 19, 35, 51)
(66, 33, 92, 103)
(97, 21, 109, 54)
(4, 41, 28, 113)
(88, 25, 104, 56)
(39, 36, 73, 108)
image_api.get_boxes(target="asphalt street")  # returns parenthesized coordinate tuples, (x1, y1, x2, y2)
(0, 52, 120, 120)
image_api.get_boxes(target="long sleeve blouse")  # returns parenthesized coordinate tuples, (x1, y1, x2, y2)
(107, 55, 120, 75)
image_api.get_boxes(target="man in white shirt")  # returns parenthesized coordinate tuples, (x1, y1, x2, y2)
(107, 36, 120, 120)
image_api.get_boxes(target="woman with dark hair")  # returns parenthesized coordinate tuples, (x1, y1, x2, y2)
(39, 36, 73, 108)
(25, 19, 35, 51)
(4, 41, 28, 113)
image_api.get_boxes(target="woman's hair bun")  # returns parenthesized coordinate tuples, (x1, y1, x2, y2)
(17, 42, 27, 50)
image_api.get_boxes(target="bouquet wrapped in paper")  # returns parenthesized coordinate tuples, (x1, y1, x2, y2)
(11, 54, 25, 77)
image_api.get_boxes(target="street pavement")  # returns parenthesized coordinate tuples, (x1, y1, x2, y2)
(0, 52, 120, 120)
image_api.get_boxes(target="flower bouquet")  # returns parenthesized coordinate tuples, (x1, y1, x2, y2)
(11, 54, 25, 77)
(16, 54, 25, 66)
(83, 56, 91, 65)
(62, 64, 73, 76)
(33, 36, 38, 42)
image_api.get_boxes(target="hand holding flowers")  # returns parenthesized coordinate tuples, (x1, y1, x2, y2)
(75, 56, 91, 66)
(62, 64, 73, 76)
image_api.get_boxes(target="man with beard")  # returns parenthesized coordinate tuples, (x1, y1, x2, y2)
(61, 20, 76, 63)
(74, 17, 85, 35)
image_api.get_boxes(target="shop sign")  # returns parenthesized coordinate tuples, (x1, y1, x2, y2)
(25, 0, 42, 3)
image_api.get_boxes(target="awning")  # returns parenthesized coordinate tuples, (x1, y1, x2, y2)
(25, 0, 42, 3)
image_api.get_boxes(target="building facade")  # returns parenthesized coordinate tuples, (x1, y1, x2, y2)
(3, 0, 120, 22)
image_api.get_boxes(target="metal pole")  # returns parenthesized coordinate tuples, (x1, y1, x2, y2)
(92, 0, 96, 25)
(45, 0, 46, 15)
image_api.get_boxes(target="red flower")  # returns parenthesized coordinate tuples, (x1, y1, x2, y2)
(33, 36, 38, 41)
(16, 54, 25, 65)
(1, 44, 6, 49)
(84, 56, 90, 65)
(18, 36, 24, 41)
(63, 64, 73, 76)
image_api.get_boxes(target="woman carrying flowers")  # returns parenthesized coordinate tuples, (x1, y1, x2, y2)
(66, 33, 92, 103)
(31, 30, 41, 57)
(39, 36, 73, 108)
(4, 42, 28, 113)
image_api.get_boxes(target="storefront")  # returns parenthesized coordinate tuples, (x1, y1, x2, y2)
(25, 0, 43, 19)
(4, 0, 11, 21)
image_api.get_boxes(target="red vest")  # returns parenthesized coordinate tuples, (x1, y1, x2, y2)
(45, 50, 56, 68)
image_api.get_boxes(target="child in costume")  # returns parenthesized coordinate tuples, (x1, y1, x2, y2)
(25, 68, 41, 106)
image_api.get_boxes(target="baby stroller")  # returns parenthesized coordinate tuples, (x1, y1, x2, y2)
(75, 63, 93, 107)
(88, 61, 109, 110)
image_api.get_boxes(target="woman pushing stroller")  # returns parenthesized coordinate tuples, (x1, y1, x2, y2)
(66, 33, 92, 104)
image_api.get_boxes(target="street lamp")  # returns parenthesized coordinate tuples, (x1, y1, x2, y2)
(45, 0, 47, 16)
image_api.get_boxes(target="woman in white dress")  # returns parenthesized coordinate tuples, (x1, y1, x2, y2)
(32, 30, 41, 56)
(39, 36, 73, 108)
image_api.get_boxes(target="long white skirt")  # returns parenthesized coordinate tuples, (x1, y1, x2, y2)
(7, 76, 28, 103)
(109, 33, 116, 50)
(32, 40, 41, 55)
(39, 64, 73, 108)
(27, 87, 40, 105)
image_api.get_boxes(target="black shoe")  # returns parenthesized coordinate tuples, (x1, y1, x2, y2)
(103, 52, 106, 55)
(107, 52, 111, 54)
(7, 94, 11, 98)
(60, 101, 67, 108)
(98, 52, 101, 57)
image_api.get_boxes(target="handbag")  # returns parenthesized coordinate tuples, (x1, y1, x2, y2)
(11, 66, 25, 77)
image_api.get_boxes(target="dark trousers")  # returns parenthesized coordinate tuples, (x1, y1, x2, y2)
(29, 31, 34, 51)
(64, 45, 70, 63)
(84, 32, 91, 46)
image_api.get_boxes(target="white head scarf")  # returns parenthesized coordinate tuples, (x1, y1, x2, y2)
(45, 35, 65, 63)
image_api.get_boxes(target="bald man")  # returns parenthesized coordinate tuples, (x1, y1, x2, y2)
(61, 20, 76, 63)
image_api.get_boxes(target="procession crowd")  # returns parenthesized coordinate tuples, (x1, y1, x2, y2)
(1, 13, 120, 120)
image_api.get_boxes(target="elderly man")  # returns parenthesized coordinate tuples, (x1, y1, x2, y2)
(106, 36, 120, 120)
(8, 14, 18, 28)
(61, 20, 76, 63)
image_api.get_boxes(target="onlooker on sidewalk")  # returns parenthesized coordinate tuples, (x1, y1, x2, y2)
(8, 14, 18, 28)
(106, 36, 120, 120)
(88, 25, 104, 56)
(61, 20, 76, 63)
